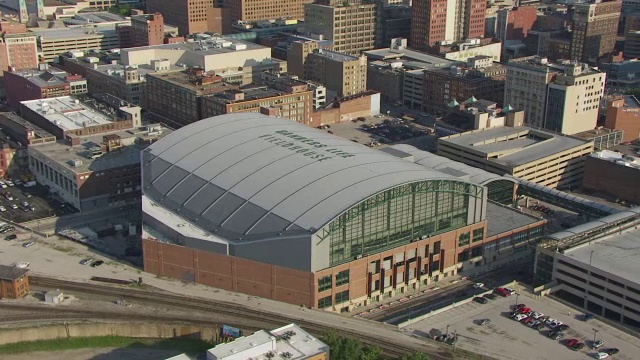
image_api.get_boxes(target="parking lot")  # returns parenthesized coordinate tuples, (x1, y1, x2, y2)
(404, 290, 640, 360)
(0, 182, 73, 224)
(322, 115, 437, 150)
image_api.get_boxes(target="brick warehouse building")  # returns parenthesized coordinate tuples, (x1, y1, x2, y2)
(0, 264, 29, 299)
(142, 113, 545, 311)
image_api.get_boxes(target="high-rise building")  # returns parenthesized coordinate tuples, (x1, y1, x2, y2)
(147, 0, 214, 36)
(305, 49, 367, 97)
(495, 6, 538, 43)
(0, 21, 38, 74)
(410, 0, 486, 51)
(226, 0, 313, 25)
(304, 1, 378, 56)
(131, 13, 165, 47)
(504, 56, 605, 134)
(570, 0, 621, 64)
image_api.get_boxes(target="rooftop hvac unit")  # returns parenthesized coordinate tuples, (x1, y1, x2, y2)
(68, 159, 83, 167)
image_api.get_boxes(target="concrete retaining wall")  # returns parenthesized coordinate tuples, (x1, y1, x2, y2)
(0, 323, 222, 345)
(396, 280, 517, 328)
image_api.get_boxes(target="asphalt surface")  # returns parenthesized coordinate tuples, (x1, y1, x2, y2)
(370, 266, 527, 325)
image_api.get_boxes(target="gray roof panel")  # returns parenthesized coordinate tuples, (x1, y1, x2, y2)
(145, 113, 465, 239)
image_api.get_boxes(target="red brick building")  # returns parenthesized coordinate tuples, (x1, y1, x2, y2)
(0, 21, 38, 74)
(605, 96, 640, 142)
(496, 6, 538, 43)
(117, 13, 165, 49)
(411, 0, 486, 50)
(3, 66, 87, 108)
(0, 265, 29, 299)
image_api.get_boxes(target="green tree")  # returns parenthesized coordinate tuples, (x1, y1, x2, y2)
(321, 330, 383, 360)
(401, 353, 430, 360)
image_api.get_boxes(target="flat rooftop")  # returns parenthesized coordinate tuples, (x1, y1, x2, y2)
(206, 324, 328, 360)
(486, 201, 545, 238)
(623, 95, 640, 108)
(0, 112, 55, 141)
(572, 128, 623, 142)
(21, 96, 117, 131)
(564, 227, 640, 286)
(11, 69, 72, 88)
(29, 125, 172, 173)
(311, 49, 358, 62)
(147, 71, 238, 95)
(122, 37, 267, 56)
(439, 126, 592, 168)
(208, 86, 306, 104)
(364, 48, 451, 67)
(30, 24, 118, 40)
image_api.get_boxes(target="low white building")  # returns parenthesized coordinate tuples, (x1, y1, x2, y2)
(44, 290, 64, 304)
(206, 324, 329, 360)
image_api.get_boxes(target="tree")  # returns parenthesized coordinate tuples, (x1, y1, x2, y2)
(401, 353, 430, 360)
(321, 330, 383, 360)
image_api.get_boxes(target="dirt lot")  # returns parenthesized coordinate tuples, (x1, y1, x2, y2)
(404, 289, 640, 360)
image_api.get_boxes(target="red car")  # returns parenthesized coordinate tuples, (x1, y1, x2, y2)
(514, 303, 526, 310)
(519, 307, 532, 314)
(522, 317, 535, 324)
(565, 339, 579, 348)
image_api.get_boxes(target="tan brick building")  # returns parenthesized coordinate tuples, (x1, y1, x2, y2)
(146, 0, 214, 36)
(570, 0, 621, 64)
(306, 50, 367, 98)
(0, 21, 38, 74)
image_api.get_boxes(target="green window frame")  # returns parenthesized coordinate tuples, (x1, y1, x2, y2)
(458, 232, 470, 247)
(318, 296, 332, 309)
(318, 275, 332, 292)
(472, 228, 484, 243)
(335, 269, 350, 286)
(335, 290, 349, 304)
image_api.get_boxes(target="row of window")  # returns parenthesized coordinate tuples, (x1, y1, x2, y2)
(318, 269, 350, 292)
(318, 290, 350, 309)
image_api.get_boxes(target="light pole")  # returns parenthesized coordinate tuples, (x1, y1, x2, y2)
(515, 293, 520, 309)
(446, 324, 450, 336)
(593, 328, 599, 344)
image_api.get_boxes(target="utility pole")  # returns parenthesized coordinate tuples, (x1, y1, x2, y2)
(453, 329, 457, 352)
(446, 324, 450, 336)
(593, 328, 599, 344)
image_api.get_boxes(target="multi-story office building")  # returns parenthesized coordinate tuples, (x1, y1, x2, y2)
(624, 30, 640, 59)
(410, 0, 486, 51)
(376, 4, 411, 48)
(120, 38, 285, 85)
(583, 150, 640, 204)
(29, 121, 171, 212)
(495, 6, 538, 44)
(142, 113, 546, 310)
(570, 0, 621, 64)
(146, 0, 214, 36)
(534, 208, 640, 329)
(437, 123, 594, 189)
(423, 56, 506, 114)
(145, 67, 239, 128)
(226, 0, 313, 25)
(304, 1, 377, 56)
(200, 81, 313, 125)
(305, 50, 367, 98)
(0, 20, 38, 74)
(4, 65, 87, 108)
(287, 39, 322, 79)
(600, 59, 640, 88)
(19, 95, 142, 140)
(504, 56, 605, 134)
(31, 25, 120, 62)
(605, 95, 640, 142)
(117, 12, 165, 48)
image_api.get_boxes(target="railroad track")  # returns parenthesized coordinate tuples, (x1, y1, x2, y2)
(29, 276, 491, 360)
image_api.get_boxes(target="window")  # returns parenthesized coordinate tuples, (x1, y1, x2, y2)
(335, 270, 350, 286)
(458, 232, 470, 247)
(318, 275, 332, 292)
(318, 296, 332, 308)
(335, 290, 349, 304)
(608, 279, 625, 289)
(472, 228, 483, 242)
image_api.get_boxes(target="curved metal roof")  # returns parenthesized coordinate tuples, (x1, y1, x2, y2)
(143, 113, 461, 240)
(389, 144, 516, 186)
(547, 207, 640, 241)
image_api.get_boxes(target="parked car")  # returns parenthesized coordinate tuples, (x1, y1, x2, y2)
(0, 225, 15, 233)
(0, 206, 5, 212)
(531, 311, 544, 319)
(593, 340, 605, 349)
(556, 324, 570, 331)
(473, 296, 488, 304)
(21, 201, 29, 207)
(80, 258, 93, 265)
(6, 180, 14, 186)
(90, 260, 104, 267)
(572, 343, 585, 351)
(595, 352, 609, 359)
(534, 323, 546, 330)
(5, 234, 17, 241)
(477, 319, 491, 326)
(10, 204, 17, 210)
(514, 303, 526, 310)
(565, 339, 579, 348)
(473, 282, 485, 288)
(503, 287, 516, 295)
(605, 348, 619, 355)
(583, 313, 595, 321)
(14, 261, 29, 269)
(22, 241, 35, 248)
(514, 314, 528, 321)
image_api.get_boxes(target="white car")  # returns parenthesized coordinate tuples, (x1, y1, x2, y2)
(473, 282, 485, 288)
(531, 311, 544, 319)
(503, 287, 516, 295)
(5, 180, 14, 187)
(0, 206, 5, 212)
(595, 352, 609, 359)
(14, 261, 29, 268)
(514, 314, 528, 321)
